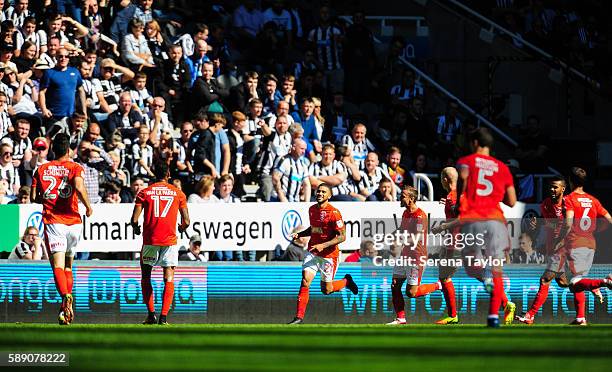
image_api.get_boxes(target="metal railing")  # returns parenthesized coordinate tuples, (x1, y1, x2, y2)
(438, 0, 601, 89)
(413, 172, 435, 201)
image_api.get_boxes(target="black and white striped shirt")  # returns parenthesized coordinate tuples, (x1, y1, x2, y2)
(15, 30, 45, 55)
(341, 135, 376, 169)
(132, 143, 153, 177)
(94, 75, 123, 110)
(8, 240, 36, 259)
(258, 130, 292, 175)
(273, 154, 309, 202)
(308, 160, 352, 196)
(359, 166, 389, 196)
(308, 26, 342, 70)
(390, 82, 424, 101)
(0, 162, 20, 195)
(4, 8, 33, 28)
(436, 115, 462, 143)
(1, 135, 31, 161)
(0, 111, 11, 138)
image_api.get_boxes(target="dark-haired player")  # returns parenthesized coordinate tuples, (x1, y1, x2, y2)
(131, 162, 190, 325)
(558, 167, 612, 325)
(456, 128, 517, 327)
(516, 176, 602, 324)
(288, 183, 358, 324)
(387, 186, 442, 325)
(31, 133, 93, 325)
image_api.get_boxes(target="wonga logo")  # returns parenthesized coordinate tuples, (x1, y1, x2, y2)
(27, 212, 44, 236)
(281, 210, 302, 242)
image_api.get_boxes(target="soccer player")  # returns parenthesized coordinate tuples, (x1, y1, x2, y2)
(515, 177, 601, 324)
(556, 168, 612, 325)
(30, 133, 93, 325)
(387, 186, 442, 325)
(431, 167, 460, 325)
(455, 128, 517, 327)
(288, 183, 358, 324)
(131, 162, 190, 325)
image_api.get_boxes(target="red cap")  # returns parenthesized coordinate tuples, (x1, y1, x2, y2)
(33, 138, 47, 150)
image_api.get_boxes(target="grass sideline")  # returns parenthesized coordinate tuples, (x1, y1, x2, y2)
(1, 324, 610, 371)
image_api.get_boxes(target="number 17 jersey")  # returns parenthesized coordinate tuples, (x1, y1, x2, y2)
(456, 153, 513, 220)
(32, 160, 84, 226)
(135, 182, 187, 246)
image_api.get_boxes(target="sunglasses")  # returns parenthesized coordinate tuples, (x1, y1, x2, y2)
(57, 55, 70, 59)
(3, 152, 13, 156)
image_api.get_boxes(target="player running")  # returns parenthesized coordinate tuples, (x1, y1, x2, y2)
(431, 167, 460, 325)
(387, 186, 442, 325)
(31, 133, 93, 325)
(556, 168, 612, 325)
(131, 162, 190, 325)
(455, 128, 517, 327)
(515, 176, 602, 325)
(288, 183, 358, 324)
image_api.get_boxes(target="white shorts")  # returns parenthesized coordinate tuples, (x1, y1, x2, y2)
(545, 251, 567, 273)
(567, 247, 594, 280)
(302, 251, 339, 282)
(461, 220, 510, 261)
(141, 245, 179, 267)
(44, 223, 82, 257)
(392, 258, 425, 286)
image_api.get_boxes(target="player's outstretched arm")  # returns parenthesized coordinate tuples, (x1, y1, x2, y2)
(312, 227, 346, 252)
(292, 227, 312, 241)
(74, 176, 93, 217)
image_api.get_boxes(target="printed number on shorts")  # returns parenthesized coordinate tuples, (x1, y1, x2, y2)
(476, 169, 494, 196)
(43, 176, 73, 199)
(579, 207, 591, 231)
(152, 195, 174, 218)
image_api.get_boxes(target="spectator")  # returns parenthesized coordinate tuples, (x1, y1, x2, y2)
(121, 18, 154, 71)
(0, 178, 14, 203)
(131, 126, 154, 182)
(322, 91, 351, 143)
(275, 225, 308, 261)
(226, 111, 250, 196)
(359, 152, 393, 199)
(39, 47, 86, 128)
(308, 5, 343, 93)
(107, 91, 143, 141)
(14, 17, 44, 57)
(144, 19, 170, 68)
(257, 113, 292, 201)
(512, 233, 545, 264)
(308, 143, 355, 201)
(7, 184, 30, 204)
(280, 74, 298, 112)
(8, 226, 46, 260)
(102, 181, 122, 204)
(175, 121, 194, 184)
(209, 112, 230, 178)
(229, 70, 259, 112)
(110, 0, 173, 43)
(93, 58, 135, 123)
(0, 142, 18, 195)
(341, 123, 376, 169)
(1, 117, 32, 178)
(390, 69, 424, 105)
(191, 60, 227, 115)
(146, 96, 173, 142)
(179, 234, 208, 262)
(185, 39, 210, 87)
(76, 138, 112, 204)
(381, 146, 406, 189)
(102, 151, 128, 188)
(0, 91, 11, 137)
(435, 100, 462, 157)
(271, 138, 310, 202)
(366, 177, 396, 202)
(262, 0, 293, 47)
(232, 0, 263, 47)
(13, 41, 37, 73)
(128, 72, 153, 115)
(188, 175, 218, 203)
(345, 240, 376, 263)
(158, 44, 190, 123)
(120, 176, 146, 203)
(261, 74, 282, 116)
(291, 97, 320, 154)
(25, 136, 48, 173)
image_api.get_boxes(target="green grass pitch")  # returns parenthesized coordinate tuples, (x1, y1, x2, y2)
(1, 323, 610, 371)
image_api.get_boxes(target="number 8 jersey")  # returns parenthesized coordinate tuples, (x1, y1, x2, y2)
(564, 191, 608, 250)
(32, 160, 85, 225)
(456, 153, 513, 220)
(135, 182, 187, 246)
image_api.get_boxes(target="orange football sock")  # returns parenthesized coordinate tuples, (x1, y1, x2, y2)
(161, 281, 174, 316)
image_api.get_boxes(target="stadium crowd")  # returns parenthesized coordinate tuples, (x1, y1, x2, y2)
(0, 0, 554, 260)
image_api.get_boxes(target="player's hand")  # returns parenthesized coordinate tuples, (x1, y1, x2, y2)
(291, 233, 299, 241)
(178, 223, 188, 233)
(85, 205, 93, 217)
(311, 244, 325, 252)
(529, 216, 538, 230)
(42, 108, 53, 119)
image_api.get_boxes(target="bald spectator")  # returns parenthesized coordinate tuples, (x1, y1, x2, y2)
(359, 152, 394, 199)
(107, 91, 144, 141)
(341, 123, 376, 169)
(275, 225, 308, 261)
(146, 96, 173, 142)
(186, 39, 210, 87)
